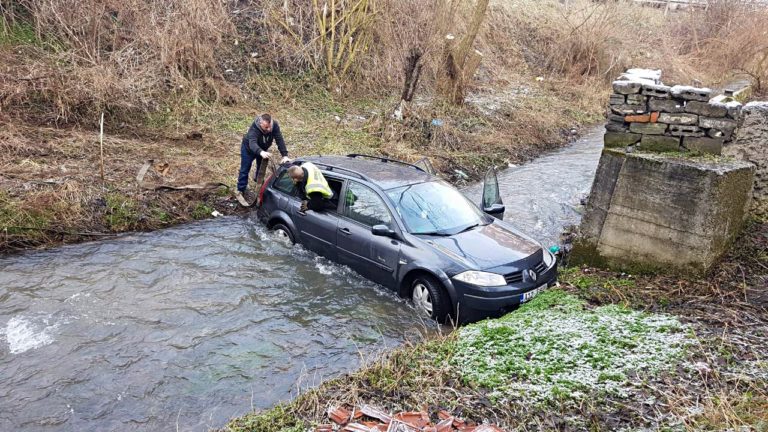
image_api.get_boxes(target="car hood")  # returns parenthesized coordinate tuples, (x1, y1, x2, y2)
(421, 221, 542, 270)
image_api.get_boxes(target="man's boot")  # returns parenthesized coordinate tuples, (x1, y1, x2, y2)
(234, 191, 250, 207)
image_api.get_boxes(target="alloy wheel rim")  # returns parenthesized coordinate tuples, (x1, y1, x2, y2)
(412, 283, 433, 317)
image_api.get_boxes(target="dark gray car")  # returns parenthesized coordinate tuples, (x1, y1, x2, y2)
(256, 155, 557, 324)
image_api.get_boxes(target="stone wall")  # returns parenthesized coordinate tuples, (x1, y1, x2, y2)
(724, 102, 768, 203)
(605, 69, 741, 156)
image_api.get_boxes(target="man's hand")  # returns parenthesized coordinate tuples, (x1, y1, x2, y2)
(259, 151, 271, 159)
(280, 156, 292, 164)
(299, 200, 309, 213)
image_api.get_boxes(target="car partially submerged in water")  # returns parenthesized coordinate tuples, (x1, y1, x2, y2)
(257, 155, 557, 324)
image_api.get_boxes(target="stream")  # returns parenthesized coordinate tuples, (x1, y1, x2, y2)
(0, 127, 604, 431)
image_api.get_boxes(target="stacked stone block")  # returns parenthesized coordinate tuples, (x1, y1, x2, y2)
(604, 72, 742, 156)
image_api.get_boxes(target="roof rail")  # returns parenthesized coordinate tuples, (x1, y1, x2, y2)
(346, 154, 426, 172)
(307, 161, 372, 182)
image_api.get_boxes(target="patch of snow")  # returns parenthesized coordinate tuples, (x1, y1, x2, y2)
(452, 292, 690, 403)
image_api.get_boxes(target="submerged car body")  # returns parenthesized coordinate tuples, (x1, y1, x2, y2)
(257, 155, 557, 324)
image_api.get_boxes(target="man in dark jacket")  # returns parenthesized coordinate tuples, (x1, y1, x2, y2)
(235, 113, 291, 205)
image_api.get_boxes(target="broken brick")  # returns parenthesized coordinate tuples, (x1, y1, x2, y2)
(649, 111, 659, 122)
(437, 410, 452, 420)
(360, 405, 392, 423)
(393, 412, 430, 429)
(329, 406, 352, 425)
(315, 425, 334, 432)
(394, 411, 429, 429)
(624, 113, 651, 123)
(436, 417, 454, 432)
(343, 423, 373, 432)
(473, 425, 505, 432)
(386, 419, 420, 432)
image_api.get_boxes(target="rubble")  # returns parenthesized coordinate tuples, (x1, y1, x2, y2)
(321, 405, 505, 432)
(604, 69, 743, 155)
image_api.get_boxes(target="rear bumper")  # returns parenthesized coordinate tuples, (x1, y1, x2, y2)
(453, 263, 558, 323)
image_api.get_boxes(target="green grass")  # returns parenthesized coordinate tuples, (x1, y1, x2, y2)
(0, 18, 65, 51)
(0, 19, 39, 46)
(0, 193, 51, 238)
(104, 192, 139, 231)
(225, 404, 304, 432)
(451, 289, 691, 404)
(191, 203, 213, 220)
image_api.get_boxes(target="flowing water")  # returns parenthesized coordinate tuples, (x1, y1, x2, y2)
(0, 127, 604, 431)
(463, 127, 604, 246)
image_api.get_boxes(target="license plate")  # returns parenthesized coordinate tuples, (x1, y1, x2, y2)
(521, 284, 546, 303)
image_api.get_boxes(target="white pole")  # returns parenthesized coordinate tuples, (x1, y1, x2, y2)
(99, 112, 105, 187)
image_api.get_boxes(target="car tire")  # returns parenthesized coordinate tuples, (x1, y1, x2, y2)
(272, 223, 296, 245)
(410, 275, 452, 324)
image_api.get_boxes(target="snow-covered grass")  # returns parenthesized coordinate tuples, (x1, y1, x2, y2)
(451, 289, 691, 404)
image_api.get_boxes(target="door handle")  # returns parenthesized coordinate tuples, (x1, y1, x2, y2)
(339, 227, 352, 235)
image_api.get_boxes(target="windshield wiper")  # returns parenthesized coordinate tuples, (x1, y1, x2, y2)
(415, 231, 452, 236)
(455, 223, 481, 234)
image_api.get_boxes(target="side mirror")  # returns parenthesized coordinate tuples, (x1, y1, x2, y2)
(483, 203, 505, 219)
(371, 224, 397, 238)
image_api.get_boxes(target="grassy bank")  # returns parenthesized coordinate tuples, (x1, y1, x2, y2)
(0, 70, 605, 253)
(223, 217, 767, 431)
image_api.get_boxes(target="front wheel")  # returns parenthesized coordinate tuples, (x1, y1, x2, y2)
(411, 275, 452, 324)
(271, 223, 296, 245)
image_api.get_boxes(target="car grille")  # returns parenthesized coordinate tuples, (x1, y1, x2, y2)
(504, 260, 547, 284)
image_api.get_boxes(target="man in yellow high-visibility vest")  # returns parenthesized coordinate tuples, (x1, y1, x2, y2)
(288, 163, 334, 212)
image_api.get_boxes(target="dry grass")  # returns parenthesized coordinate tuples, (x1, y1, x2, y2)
(672, 0, 768, 91)
(1, 0, 234, 124)
(0, 120, 240, 253)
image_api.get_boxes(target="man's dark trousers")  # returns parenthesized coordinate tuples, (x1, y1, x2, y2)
(237, 138, 263, 192)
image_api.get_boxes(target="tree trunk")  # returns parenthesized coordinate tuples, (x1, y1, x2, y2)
(437, 0, 489, 105)
(394, 48, 424, 120)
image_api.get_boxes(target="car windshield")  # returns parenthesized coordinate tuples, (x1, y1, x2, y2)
(386, 181, 488, 235)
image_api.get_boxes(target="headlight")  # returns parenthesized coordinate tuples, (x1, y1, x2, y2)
(543, 249, 556, 267)
(453, 271, 507, 287)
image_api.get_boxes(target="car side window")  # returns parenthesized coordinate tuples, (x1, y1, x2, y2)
(344, 182, 392, 227)
(273, 170, 298, 197)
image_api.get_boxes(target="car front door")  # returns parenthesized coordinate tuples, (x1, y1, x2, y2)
(336, 181, 401, 289)
(481, 167, 505, 219)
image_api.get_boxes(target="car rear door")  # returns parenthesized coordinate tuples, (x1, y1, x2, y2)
(336, 181, 401, 289)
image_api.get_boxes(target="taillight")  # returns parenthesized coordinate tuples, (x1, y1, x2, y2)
(257, 173, 274, 207)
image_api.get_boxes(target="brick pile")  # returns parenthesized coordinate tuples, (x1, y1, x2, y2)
(604, 70, 742, 155)
(320, 405, 505, 432)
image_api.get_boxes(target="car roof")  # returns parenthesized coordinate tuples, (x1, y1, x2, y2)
(297, 155, 436, 190)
